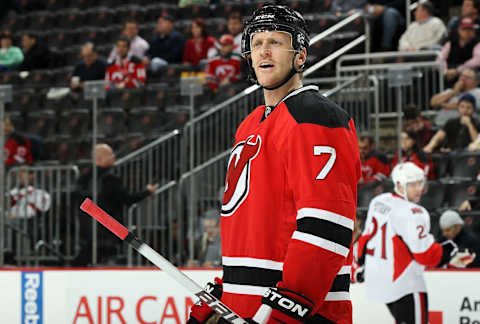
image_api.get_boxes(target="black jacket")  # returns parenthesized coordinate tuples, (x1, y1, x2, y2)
(76, 166, 150, 243)
(18, 43, 51, 71)
(452, 228, 480, 268)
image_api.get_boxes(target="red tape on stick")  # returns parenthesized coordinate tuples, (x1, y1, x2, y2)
(80, 198, 129, 240)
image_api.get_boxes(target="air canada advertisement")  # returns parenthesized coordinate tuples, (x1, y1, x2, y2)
(0, 269, 478, 324)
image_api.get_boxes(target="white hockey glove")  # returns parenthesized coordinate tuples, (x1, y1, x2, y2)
(449, 249, 476, 268)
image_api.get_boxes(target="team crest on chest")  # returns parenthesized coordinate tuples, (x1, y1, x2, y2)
(221, 135, 262, 216)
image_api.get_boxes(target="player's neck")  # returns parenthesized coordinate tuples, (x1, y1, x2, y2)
(263, 77, 303, 107)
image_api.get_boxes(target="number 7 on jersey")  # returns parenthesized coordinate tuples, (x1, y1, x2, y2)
(314, 145, 336, 180)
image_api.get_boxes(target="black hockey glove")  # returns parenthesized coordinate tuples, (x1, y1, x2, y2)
(250, 287, 314, 324)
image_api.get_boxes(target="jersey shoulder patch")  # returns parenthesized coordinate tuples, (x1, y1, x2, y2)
(284, 89, 351, 129)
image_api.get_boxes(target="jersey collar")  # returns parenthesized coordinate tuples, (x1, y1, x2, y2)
(260, 85, 320, 122)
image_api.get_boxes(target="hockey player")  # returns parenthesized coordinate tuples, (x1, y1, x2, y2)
(356, 162, 475, 324)
(188, 3, 361, 324)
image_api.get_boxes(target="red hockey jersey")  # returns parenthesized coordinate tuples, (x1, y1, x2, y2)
(5, 133, 33, 167)
(220, 85, 361, 324)
(105, 55, 146, 89)
(391, 151, 435, 179)
(205, 54, 242, 91)
(361, 150, 390, 183)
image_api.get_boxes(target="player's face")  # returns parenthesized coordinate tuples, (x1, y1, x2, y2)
(250, 31, 297, 88)
(405, 180, 425, 203)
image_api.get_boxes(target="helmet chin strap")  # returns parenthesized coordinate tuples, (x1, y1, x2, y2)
(395, 183, 409, 202)
(262, 51, 302, 91)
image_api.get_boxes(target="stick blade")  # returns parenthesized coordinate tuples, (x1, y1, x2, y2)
(80, 198, 129, 240)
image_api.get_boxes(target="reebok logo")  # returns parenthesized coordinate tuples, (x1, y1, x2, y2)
(22, 272, 43, 324)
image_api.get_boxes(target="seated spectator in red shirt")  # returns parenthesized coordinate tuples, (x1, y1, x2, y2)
(205, 34, 242, 92)
(105, 38, 146, 90)
(392, 130, 435, 179)
(3, 115, 33, 168)
(183, 18, 216, 66)
(403, 105, 434, 147)
(358, 132, 390, 183)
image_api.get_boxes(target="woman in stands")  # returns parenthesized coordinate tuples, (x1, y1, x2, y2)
(183, 18, 216, 66)
(392, 130, 435, 179)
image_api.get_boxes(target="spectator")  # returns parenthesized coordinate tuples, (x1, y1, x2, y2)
(183, 18, 216, 66)
(358, 132, 390, 183)
(144, 15, 185, 71)
(430, 68, 480, 126)
(18, 32, 50, 71)
(178, 0, 209, 7)
(447, 0, 480, 40)
(71, 42, 107, 90)
(227, 12, 244, 55)
(205, 34, 242, 92)
(9, 165, 51, 220)
(187, 208, 222, 267)
(3, 115, 33, 168)
(398, 1, 446, 52)
(105, 38, 146, 90)
(208, 12, 245, 57)
(440, 17, 480, 82)
(364, 0, 406, 51)
(392, 130, 435, 179)
(108, 20, 149, 64)
(439, 210, 480, 267)
(74, 144, 158, 265)
(424, 93, 480, 153)
(331, 0, 366, 16)
(403, 105, 434, 147)
(0, 31, 23, 71)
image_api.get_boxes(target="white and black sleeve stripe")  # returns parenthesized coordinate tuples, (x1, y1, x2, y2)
(294, 208, 353, 257)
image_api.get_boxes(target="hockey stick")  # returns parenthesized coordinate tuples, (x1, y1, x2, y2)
(80, 198, 246, 324)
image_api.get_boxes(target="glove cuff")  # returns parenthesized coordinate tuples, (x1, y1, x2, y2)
(439, 240, 458, 266)
(260, 288, 313, 323)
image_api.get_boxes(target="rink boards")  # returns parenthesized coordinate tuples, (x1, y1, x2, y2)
(1, 268, 479, 324)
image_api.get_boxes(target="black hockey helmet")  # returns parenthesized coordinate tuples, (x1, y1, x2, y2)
(241, 3, 310, 89)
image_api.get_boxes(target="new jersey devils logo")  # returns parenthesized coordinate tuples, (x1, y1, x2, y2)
(221, 135, 262, 216)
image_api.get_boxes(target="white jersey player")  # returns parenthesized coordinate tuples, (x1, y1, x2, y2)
(356, 162, 475, 324)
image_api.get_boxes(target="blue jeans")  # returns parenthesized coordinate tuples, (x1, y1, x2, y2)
(381, 7, 405, 49)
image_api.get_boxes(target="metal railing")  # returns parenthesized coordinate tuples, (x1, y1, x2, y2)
(336, 51, 444, 117)
(2, 165, 80, 266)
(126, 180, 179, 267)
